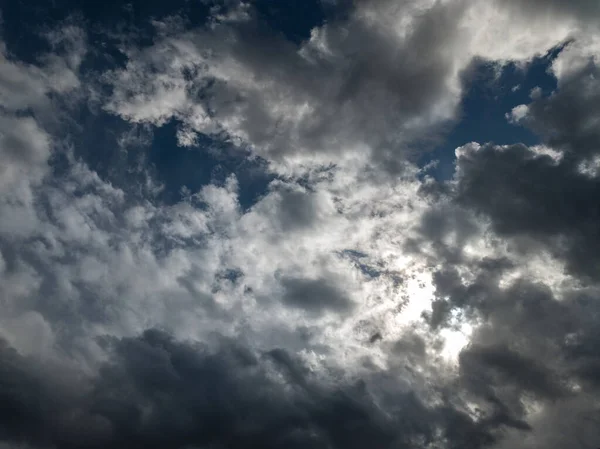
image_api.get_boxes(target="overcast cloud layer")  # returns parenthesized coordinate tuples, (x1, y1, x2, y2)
(1, 0, 600, 448)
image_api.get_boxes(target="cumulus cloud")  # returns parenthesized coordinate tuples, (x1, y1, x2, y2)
(0, 329, 444, 449)
(99, 0, 594, 174)
(2, 0, 600, 448)
(453, 142, 600, 279)
(411, 34, 600, 447)
(101, 0, 468, 171)
(510, 39, 600, 160)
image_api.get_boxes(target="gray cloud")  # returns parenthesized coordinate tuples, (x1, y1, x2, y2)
(280, 275, 353, 314)
(3, 2, 600, 449)
(455, 142, 600, 279)
(499, 0, 600, 27)
(404, 44, 600, 447)
(432, 267, 600, 448)
(0, 329, 439, 449)
(102, 0, 472, 170)
(448, 40, 600, 281)
(510, 56, 600, 160)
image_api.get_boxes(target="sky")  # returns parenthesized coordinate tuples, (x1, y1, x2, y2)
(1, 1, 600, 448)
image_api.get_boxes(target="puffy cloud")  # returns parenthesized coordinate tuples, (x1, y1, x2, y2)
(410, 39, 600, 447)
(0, 329, 448, 449)
(101, 1, 461, 170)
(498, 0, 600, 28)
(2, 1, 600, 448)
(457, 42, 600, 280)
(453, 142, 600, 279)
(100, 0, 599, 174)
(509, 39, 600, 160)
(423, 250, 600, 449)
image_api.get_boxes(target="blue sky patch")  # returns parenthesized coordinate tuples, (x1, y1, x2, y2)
(421, 47, 562, 180)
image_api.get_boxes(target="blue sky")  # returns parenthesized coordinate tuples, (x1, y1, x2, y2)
(424, 51, 560, 179)
(1, 2, 600, 449)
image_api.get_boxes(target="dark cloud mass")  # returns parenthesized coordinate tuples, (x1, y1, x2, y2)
(2, 0, 600, 448)
(0, 330, 431, 449)
(455, 52, 600, 279)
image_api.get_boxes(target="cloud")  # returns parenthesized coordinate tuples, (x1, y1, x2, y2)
(453, 144, 600, 279)
(2, 1, 600, 448)
(0, 114, 50, 193)
(498, 0, 600, 28)
(465, 35, 600, 283)
(101, 1, 465, 170)
(409, 43, 600, 447)
(279, 275, 354, 314)
(402, 36, 600, 446)
(0, 329, 442, 449)
(509, 38, 600, 160)
(425, 256, 600, 448)
(99, 0, 595, 174)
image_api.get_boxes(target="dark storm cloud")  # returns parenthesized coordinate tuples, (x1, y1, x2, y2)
(0, 329, 450, 449)
(407, 47, 600, 443)
(423, 35, 600, 282)
(0, 338, 97, 448)
(460, 343, 566, 401)
(418, 247, 600, 448)
(454, 142, 600, 279)
(416, 80, 600, 441)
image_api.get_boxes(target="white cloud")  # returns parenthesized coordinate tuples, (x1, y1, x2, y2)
(102, 1, 467, 170)
(101, 0, 598, 176)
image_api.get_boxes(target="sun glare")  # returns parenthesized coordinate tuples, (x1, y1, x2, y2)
(398, 270, 473, 361)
